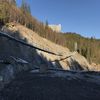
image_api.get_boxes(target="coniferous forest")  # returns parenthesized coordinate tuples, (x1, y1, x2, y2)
(0, 0, 100, 64)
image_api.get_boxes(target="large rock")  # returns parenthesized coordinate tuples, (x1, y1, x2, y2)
(67, 52, 91, 70)
(0, 57, 29, 90)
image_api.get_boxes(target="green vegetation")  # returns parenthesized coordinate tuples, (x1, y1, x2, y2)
(0, 0, 100, 64)
(0, 0, 66, 46)
(64, 33, 100, 64)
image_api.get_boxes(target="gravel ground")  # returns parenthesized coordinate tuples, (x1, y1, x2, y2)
(0, 70, 100, 100)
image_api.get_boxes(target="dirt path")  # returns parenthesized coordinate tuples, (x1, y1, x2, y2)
(0, 70, 100, 100)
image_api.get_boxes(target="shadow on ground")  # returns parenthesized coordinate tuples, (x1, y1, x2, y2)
(0, 70, 100, 100)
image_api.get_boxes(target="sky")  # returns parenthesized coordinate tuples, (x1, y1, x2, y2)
(16, 0, 100, 39)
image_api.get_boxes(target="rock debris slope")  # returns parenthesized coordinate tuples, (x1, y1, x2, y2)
(1, 22, 92, 71)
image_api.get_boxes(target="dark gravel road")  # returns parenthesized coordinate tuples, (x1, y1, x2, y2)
(0, 70, 100, 100)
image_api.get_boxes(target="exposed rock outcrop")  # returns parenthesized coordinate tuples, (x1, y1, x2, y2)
(0, 22, 92, 71)
(0, 56, 29, 90)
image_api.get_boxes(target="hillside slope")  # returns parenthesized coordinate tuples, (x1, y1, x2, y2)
(0, 22, 94, 71)
(0, 1, 100, 65)
(64, 33, 100, 64)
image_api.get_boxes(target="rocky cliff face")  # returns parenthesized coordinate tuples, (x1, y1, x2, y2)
(0, 22, 92, 71)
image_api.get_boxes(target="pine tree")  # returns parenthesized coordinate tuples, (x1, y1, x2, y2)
(21, 0, 31, 14)
(10, 0, 16, 5)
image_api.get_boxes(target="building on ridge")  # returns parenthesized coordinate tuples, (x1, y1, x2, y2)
(48, 24, 61, 32)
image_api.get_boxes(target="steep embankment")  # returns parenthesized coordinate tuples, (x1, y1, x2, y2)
(0, 22, 93, 71)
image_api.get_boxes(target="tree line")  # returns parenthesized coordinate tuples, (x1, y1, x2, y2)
(0, 0, 66, 46)
(64, 32, 100, 64)
(0, 0, 100, 64)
